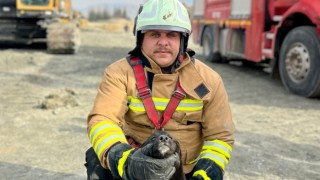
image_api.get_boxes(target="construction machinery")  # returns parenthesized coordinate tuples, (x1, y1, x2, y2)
(192, 0, 320, 98)
(0, 0, 80, 54)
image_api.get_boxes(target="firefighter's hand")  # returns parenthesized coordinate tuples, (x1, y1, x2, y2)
(107, 143, 179, 180)
(189, 158, 223, 180)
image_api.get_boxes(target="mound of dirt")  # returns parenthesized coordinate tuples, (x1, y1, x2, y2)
(39, 88, 79, 109)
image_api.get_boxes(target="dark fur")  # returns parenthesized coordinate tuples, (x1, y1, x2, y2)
(141, 130, 186, 180)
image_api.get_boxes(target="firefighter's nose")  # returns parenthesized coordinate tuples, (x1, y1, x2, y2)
(159, 135, 170, 142)
(157, 36, 169, 46)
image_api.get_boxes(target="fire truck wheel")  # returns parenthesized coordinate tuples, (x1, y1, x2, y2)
(279, 26, 320, 98)
(202, 26, 221, 62)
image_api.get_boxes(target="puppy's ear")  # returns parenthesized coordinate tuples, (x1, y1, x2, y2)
(141, 143, 154, 157)
(173, 138, 181, 155)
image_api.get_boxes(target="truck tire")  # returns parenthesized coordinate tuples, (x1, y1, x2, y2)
(279, 26, 320, 97)
(46, 22, 80, 54)
(202, 26, 221, 62)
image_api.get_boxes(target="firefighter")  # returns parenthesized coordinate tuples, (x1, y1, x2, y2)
(85, 0, 235, 179)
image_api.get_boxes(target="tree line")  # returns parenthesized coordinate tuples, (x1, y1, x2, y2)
(88, 8, 129, 21)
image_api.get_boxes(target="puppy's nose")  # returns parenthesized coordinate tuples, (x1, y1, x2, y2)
(159, 135, 170, 142)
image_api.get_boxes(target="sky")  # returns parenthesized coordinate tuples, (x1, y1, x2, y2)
(73, 0, 194, 19)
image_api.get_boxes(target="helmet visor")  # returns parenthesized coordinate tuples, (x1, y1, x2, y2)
(139, 25, 190, 36)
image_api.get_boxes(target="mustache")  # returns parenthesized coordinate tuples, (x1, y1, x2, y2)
(154, 48, 172, 54)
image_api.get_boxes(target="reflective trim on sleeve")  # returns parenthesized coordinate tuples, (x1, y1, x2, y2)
(118, 148, 135, 177)
(89, 121, 127, 160)
(203, 140, 232, 159)
(95, 134, 127, 159)
(199, 140, 233, 170)
(200, 150, 228, 170)
(193, 170, 211, 180)
(128, 96, 203, 112)
(90, 123, 121, 144)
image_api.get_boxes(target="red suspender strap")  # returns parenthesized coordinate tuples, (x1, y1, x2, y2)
(130, 57, 161, 129)
(161, 80, 186, 127)
(129, 56, 186, 129)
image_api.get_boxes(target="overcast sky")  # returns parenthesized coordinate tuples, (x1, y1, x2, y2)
(73, 0, 193, 13)
(73, 0, 143, 12)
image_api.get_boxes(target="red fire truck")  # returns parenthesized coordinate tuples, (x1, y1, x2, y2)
(192, 0, 320, 98)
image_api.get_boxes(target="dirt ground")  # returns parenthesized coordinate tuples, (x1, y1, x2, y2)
(0, 22, 319, 180)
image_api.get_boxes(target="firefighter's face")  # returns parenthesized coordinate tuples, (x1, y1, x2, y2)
(142, 30, 181, 68)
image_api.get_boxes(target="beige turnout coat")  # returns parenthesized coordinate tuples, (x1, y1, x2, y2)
(87, 52, 235, 173)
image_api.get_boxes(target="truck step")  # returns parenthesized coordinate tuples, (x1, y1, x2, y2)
(266, 33, 274, 39)
(273, 15, 282, 22)
(262, 48, 272, 55)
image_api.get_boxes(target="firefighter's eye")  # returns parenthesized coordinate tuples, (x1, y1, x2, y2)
(151, 32, 160, 37)
(168, 32, 179, 38)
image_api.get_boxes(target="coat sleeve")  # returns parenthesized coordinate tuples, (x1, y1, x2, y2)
(200, 74, 235, 171)
(87, 60, 130, 168)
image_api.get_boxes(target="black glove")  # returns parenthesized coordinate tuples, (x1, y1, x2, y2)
(189, 159, 223, 180)
(107, 143, 179, 180)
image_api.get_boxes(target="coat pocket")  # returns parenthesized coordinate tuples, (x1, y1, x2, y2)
(172, 110, 204, 125)
(185, 145, 202, 165)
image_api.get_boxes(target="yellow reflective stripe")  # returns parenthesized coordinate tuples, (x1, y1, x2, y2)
(89, 121, 127, 160)
(118, 149, 135, 177)
(193, 170, 211, 180)
(127, 96, 203, 112)
(91, 127, 122, 147)
(90, 123, 123, 146)
(94, 134, 127, 160)
(200, 150, 228, 170)
(129, 105, 146, 112)
(89, 121, 123, 148)
(187, 155, 200, 165)
(203, 140, 232, 159)
(89, 121, 117, 139)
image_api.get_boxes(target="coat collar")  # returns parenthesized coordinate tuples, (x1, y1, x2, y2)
(177, 55, 211, 100)
(141, 50, 162, 74)
(139, 50, 211, 100)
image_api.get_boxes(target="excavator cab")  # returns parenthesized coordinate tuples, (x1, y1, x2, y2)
(17, 0, 72, 19)
(0, 0, 80, 54)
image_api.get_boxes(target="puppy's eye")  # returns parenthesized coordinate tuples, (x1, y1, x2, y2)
(152, 137, 156, 141)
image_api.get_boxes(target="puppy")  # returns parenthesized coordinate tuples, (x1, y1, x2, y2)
(141, 130, 186, 180)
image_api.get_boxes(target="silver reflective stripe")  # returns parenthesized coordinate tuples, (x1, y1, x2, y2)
(200, 152, 227, 166)
(95, 134, 124, 154)
(154, 101, 168, 107)
(179, 102, 203, 108)
(129, 101, 144, 108)
(176, 1, 190, 22)
(129, 100, 203, 110)
(139, 0, 157, 19)
(204, 141, 232, 155)
(90, 124, 114, 141)
(140, 25, 189, 34)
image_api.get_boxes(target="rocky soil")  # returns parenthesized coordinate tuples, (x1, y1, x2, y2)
(0, 24, 319, 180)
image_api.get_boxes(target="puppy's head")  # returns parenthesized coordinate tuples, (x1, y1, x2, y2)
(141, 130, 180, 159)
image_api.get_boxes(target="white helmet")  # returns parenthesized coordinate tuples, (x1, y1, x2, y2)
(134, 0, 192, 37)
(130, 0, 193, 69)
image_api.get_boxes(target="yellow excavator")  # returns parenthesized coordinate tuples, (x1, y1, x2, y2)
(0, 0, 80, 54)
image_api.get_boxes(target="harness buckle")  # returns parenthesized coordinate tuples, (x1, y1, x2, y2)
(130, 59, 142, 66)
(173, 89, 186, 100)
(138, 88, 152, 99)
